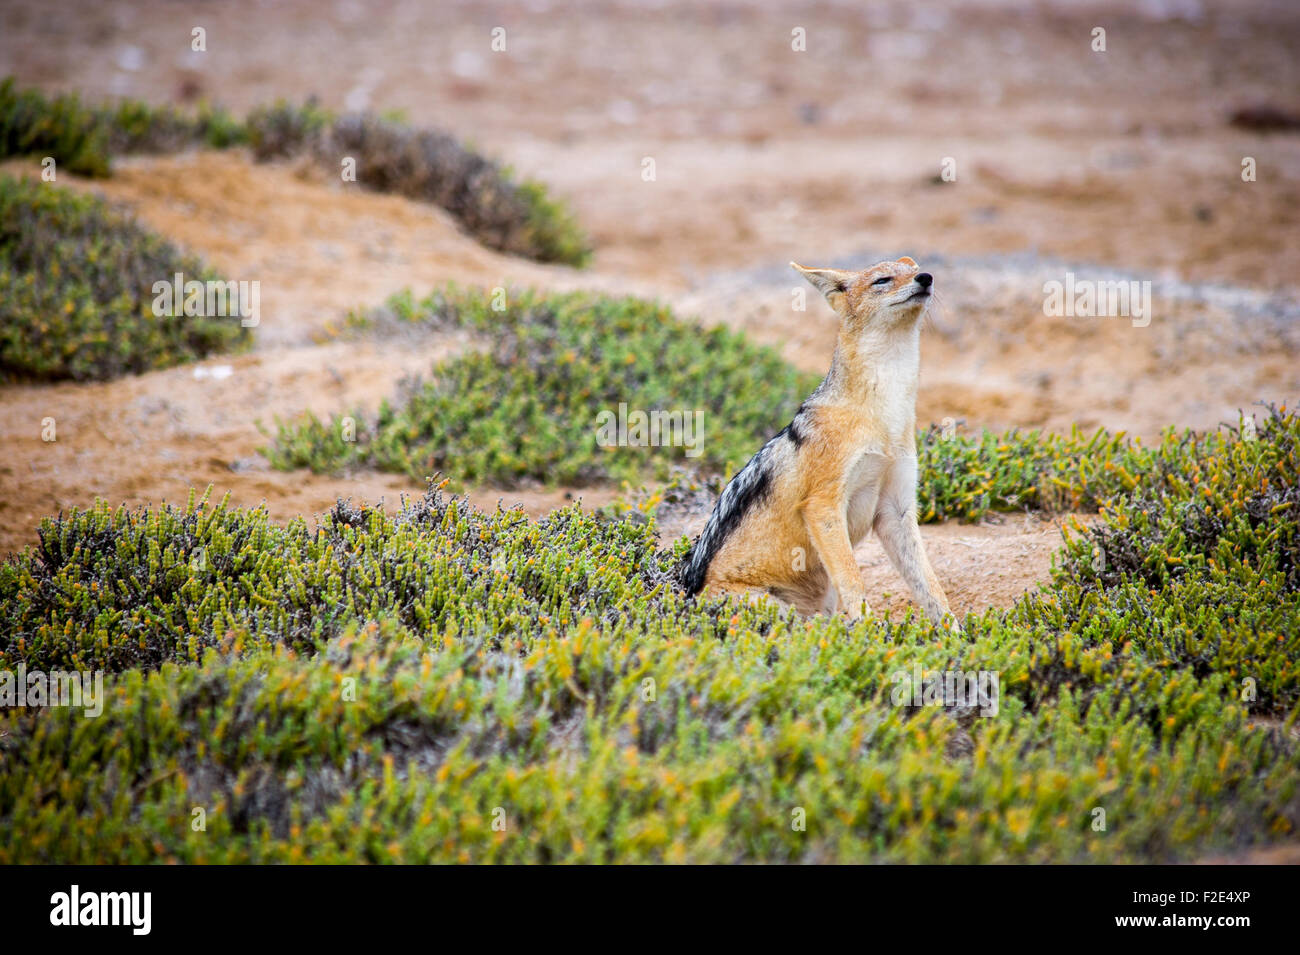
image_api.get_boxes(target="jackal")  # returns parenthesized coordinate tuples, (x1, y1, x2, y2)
(680, 257, 955, 627)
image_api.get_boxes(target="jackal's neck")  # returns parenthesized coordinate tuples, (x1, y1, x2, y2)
(825, 322, 921, 426)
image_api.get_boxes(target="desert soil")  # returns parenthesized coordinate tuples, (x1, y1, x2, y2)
(2, 0, 1299, 618)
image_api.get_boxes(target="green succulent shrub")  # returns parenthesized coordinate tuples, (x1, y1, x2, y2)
(1, 79, 591, 267)
(266, 287, 815, 487)
(324, 113, 590, 266)
(97, 98, 248, 154)
(0, 78, 110, 177)
(0, 78, 247, 174)
(0, 175, 250, 381)
(1, 407, 1296, 863)
(244, 99, 333, 160)
(248, 108, 591, 266)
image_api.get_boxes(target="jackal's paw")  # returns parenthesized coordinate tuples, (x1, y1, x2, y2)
(840, 599, 872, 623)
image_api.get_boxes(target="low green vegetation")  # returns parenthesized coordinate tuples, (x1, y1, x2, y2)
(98, 97, 247, 155)
(0, 78, 246, 176)
(0, 78, 112, 177)
(1, 406, 1296, 862)
(247, 107, 591, 266)
(0, 79, 591, 266)
(244, 99, 333, 160)
(266, 287, 816, 487)
(0, 175, 249, 382)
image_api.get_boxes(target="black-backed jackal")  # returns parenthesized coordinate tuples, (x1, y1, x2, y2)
(681, 257, 956, 627)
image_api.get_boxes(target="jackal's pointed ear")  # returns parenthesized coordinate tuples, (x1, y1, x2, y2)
(897, 256, 917, 266)
(791, 262, 854, 310)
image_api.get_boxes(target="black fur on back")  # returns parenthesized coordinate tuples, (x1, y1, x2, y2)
(784, 402, 809, 448)
(680, 426, 791, 595)
(679, 391, 823, 596)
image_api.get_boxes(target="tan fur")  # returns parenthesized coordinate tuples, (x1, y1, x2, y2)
(699, 256, 956, 627)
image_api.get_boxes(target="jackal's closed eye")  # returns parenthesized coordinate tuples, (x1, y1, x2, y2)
(871, 275, 891, 286)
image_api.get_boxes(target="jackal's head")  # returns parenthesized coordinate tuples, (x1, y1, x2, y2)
(791, 257, 933, 331)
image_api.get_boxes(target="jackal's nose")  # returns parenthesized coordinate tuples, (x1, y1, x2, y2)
(915, 272, 933, 289)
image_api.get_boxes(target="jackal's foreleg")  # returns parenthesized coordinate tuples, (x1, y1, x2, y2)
(873, 507, 955, 627)
(803, 500, 870, 620)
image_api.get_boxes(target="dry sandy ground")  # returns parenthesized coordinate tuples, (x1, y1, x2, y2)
(2, 0, 1299, 619)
